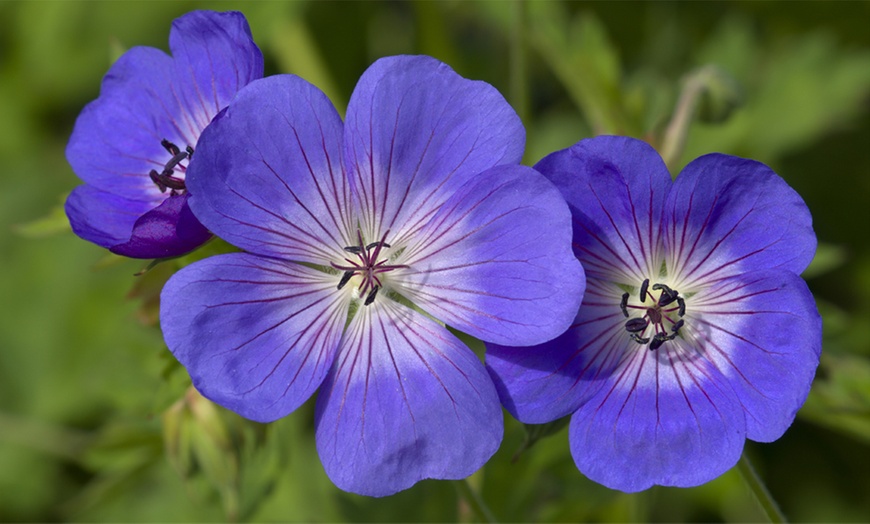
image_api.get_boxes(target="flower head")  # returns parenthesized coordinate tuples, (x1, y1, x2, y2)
(486, 136, 821, 492)
(65, 10, 263, 258)
(159, 56, 585, 496)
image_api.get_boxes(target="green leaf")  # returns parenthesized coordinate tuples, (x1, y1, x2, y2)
(12, 199, 71, 238)
(683, 17, 870, 165)
(800, 353, 870, 444)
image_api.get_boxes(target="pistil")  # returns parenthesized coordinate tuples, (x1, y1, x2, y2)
(331, 230, 407, 306)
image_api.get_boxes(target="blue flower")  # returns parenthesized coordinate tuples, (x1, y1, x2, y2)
(486, 136, 821, 492)
(65, 11, 263, 258)
(159, 56, 585, 496)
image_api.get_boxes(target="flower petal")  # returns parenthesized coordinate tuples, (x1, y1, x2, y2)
(394, 164, 585, 346)
(664, 154, 816, 283)
(486, 279, 629, 423)
(108, 193, 211, 258)
(187, 74, 352, 263)
(569, 344, 746, 492)
(169, 10, 264, 134)
(689, 269, 821, 442)
(343, 55, 524, 244)
(315, 300, 502, 497)
(535, 136, 673, 284)
(65, 184, 154, 250)
(66, 46, 182, 198)
(160, 253, 346, 422)
(67, 11, 262, 198)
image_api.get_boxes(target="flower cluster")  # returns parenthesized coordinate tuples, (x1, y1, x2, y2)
(66, 11, 821, 497)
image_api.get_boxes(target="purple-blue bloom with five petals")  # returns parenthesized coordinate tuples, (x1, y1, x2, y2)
(65, 10, 263, 258)
(487, 136, 821, 492)
(159, 56, 585, 496)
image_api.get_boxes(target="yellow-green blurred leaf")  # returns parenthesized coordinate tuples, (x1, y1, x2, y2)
(12, 201, 70, 238)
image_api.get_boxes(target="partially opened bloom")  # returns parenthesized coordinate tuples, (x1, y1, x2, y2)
(65, 10, 263, 258)
(487, 136, 821, 492)
(159, 56, 585, 496)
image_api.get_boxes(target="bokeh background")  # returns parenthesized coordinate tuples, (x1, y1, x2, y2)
(1, 1, 869, 521)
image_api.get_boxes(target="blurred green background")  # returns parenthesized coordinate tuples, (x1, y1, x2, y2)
(1, 1, 869, 521)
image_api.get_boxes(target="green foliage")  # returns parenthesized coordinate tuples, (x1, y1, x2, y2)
(1, 1, 869, 522)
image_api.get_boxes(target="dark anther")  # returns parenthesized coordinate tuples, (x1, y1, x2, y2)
(653, 283, 679, 306)
(649, 333, 667, 351)
(163, 149, 189, 172)
(149, 169, 185, 192)
(366, 241, 390, 250)
(677, 297, 686, 317)
(150, 169, 166, 192)
(650, 331, 678, 351)
(364, 286, 379, 306)
(620, 292, 630, 318)
(659, 292, 678, 307)
(185, 145, 194, 158)
(671, 319, 685, 333)
(161, 138, 181, 156)
(625, 318, 649, 333)
(343, 245, 363, 254)
(630, 333, 650, 345)
(337, 270, 354, 290)
(639, 279, 650, 302)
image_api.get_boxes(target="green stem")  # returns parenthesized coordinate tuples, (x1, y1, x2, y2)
(660, 70, 707, 171)
(737, 452, 787, 523)
(455, 478, 497, 523)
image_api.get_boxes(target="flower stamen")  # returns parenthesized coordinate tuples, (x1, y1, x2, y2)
(150, 139, 193, 194)
(621, 280, 687, 351)
(620, 292, 630, 318)
(332, 230, 407, 306)
(639, 278, 650, 303)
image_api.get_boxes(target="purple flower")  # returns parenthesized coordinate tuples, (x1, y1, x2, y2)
(486, 136, 821, 492)
(159, 56, 585, 496)
(65, 11, 263, 258)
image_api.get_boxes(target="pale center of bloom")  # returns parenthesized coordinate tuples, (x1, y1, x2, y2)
(331, 230, 408, 306)
(619, 278, 687, 351)
(149, 139, 193, 195)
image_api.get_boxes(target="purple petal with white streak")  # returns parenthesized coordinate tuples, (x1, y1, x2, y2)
(395, 164, 584, 346)
(160, 253, 346, 422)
(664, 154, 817, 283)
(187, 74, 352, 263)
(690, 269, 821, 442)
(66, 11, 262, 199)
(343, 55, 524, 244)
(315, 300, 502, 497)
(569, 343, 746, 492)
(535, 136, 672, 283)
(66, 46, 183, 197)
(169, 10, 264, 136)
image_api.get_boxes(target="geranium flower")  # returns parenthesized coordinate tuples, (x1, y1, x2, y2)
(159, 56, 585, 496)
(65, 10, 263, 258)
(486, 136, 821, 492)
